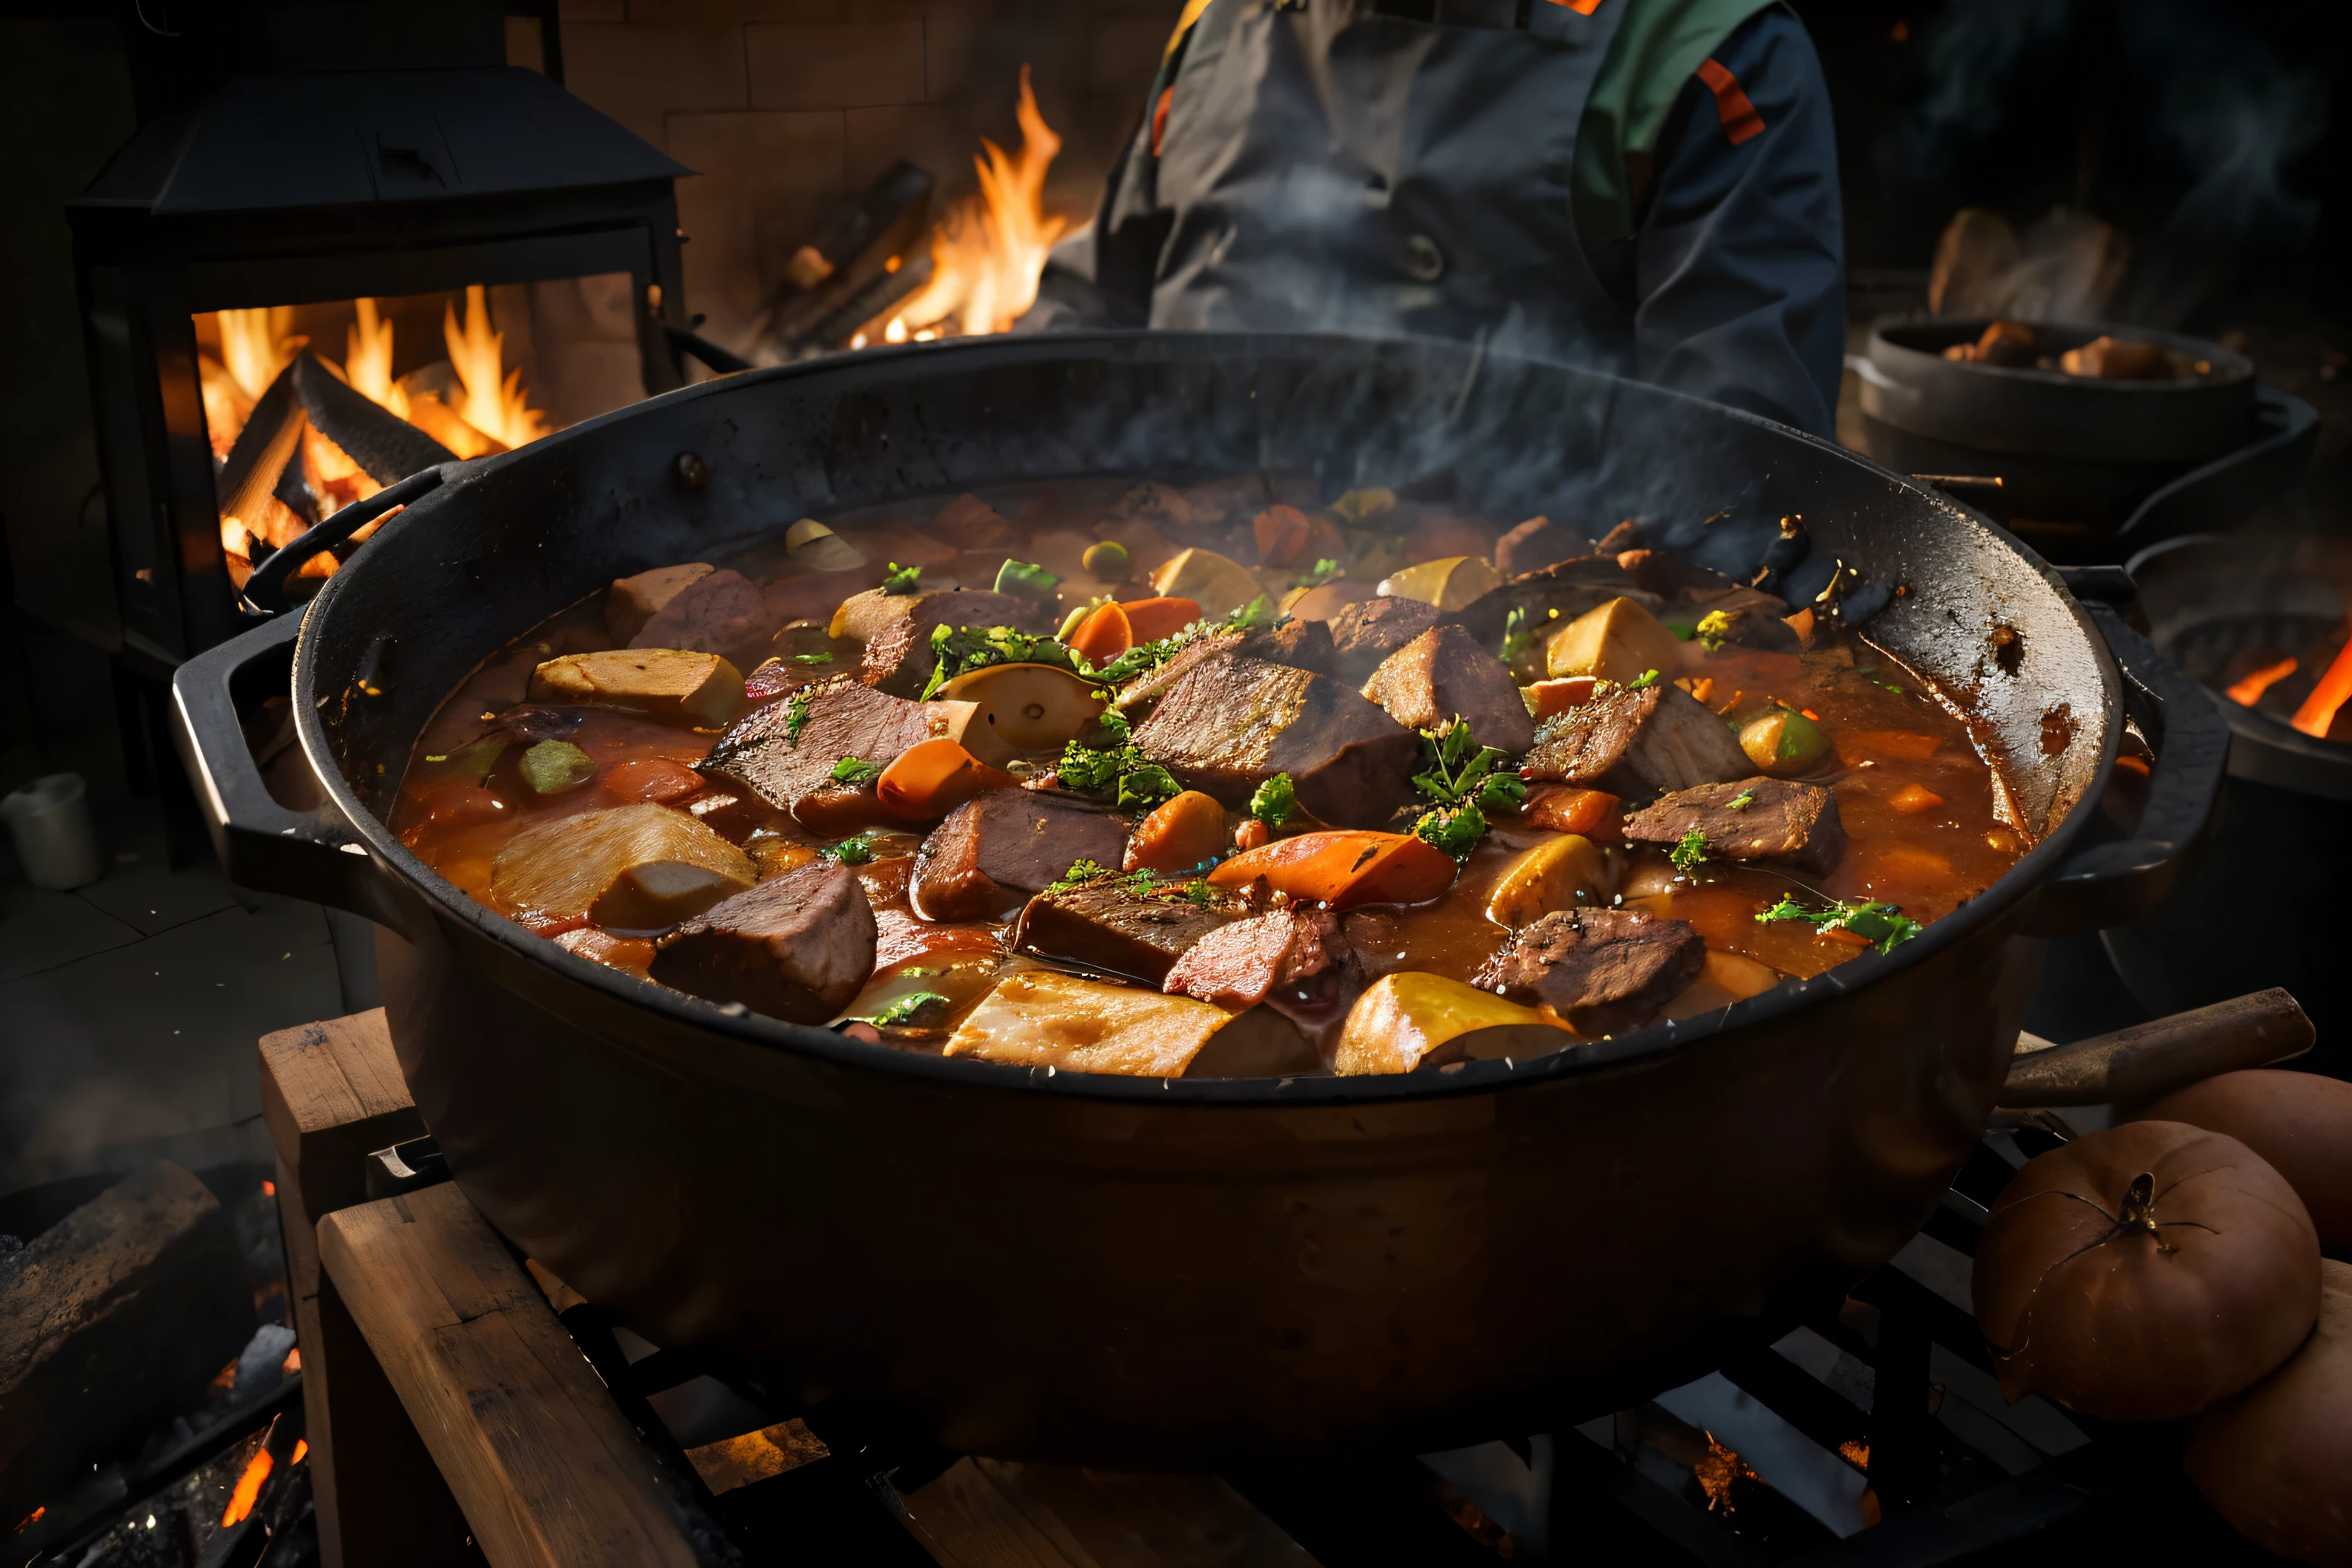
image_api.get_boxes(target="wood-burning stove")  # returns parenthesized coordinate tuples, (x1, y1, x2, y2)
(69, 64, 690, 671)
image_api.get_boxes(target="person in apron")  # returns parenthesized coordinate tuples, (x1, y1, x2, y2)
(1022, 0, 1844, 438)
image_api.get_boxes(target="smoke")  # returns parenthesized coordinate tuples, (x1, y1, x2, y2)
(1885, 0, 2080, 186)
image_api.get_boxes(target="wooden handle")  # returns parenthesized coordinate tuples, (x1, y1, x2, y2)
(2000, 988, 2314, 1107)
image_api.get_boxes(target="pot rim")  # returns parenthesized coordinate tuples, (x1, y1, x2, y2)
(288, 329, 2122, 1107)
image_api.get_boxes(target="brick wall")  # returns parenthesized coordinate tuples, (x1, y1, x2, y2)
(553, 0, 1182, 354)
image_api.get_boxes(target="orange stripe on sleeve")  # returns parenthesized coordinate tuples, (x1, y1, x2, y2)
(1152, 85, 1174, 155)
(1695, 57, 1766, 146)
(1548, 0, 1607, 15)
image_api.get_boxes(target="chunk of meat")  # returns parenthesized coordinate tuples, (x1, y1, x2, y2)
(1361, 625, 1535, 754)
(1131, 654, 1418, 828)
(1245, 616, 1339, 676)
(1109, 626, 1246, 716)
(1163, 906, 1365, 1055)
(1473, 908, 1704, 1034)
(1521, 684, 1749, 798)
(606, 563, 713, 643)
(1622, 777, 1846, 872)
(910, 789, 1132, 921)
(529, 650, 743, 727)
(1493, 516, 1581, 579)
(1328, 596, 1449, 685)
(837, 588, 1039, 696)
(1012, 874, 1246, 984)
(631, 567, 770, 668)
(649, 861, 876, 1024)
(1456, 556, 1664, 648)
(700, 678, 985, 818)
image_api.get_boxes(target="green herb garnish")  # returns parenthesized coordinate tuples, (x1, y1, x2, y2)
(830, 756, 883, 787)
(1755, 894, 1923, 954)
(1412, 719, 1528, 817)
(1249, 772, 1297, 829)
(1668, 828, 1709, 874)
(521, 739, 596, 794)
(1726, 791, 1756, 811)
(825, 834, 876, 864)
(993, 559, 1060, 599)
(1628, 668, 1661, 690)
(880, 561, 922, 595)
(857, 991, 951, 1027)
(1695, 609, 1733, 654)
(1089, 597, 1272, 684)
(1293, 557, 1341, 590)
(920, 623, 1088, 699)
(1115, 764, 1183, 812)
(791, 652, 834, 665)
(1047, 858, 1112, 895)
(1413, 802, 1489, 860)
(784, 690, 813, 743)
(1499, 606, 1532, 665)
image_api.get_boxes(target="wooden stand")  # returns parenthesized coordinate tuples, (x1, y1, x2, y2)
(261, 1012, 1317, 1568)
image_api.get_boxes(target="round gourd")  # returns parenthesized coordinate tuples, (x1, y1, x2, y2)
(933, 662, 1106, 753)
(1971, 1120, 2321, 1420)
(2132, 1070, 2352, 1255)
(2185, 1259, 2352, 1566)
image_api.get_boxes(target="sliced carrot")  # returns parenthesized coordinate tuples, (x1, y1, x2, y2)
(1123, 790, 1228, 873)
(1207, 830, 1457, 909)
(876, 738, 1017, 822)
(603, 757, 705, 803)
(1844, 729, 1939, 762)
(1520, 785, 1622, 843)
(1817, 925, 1874, 949)
(1526, 677, 1597, 718)
(1888, 782, 1945, 815)
(1067, 601, 1134, 662)
(1253, 505, 1312, 567)
(1119, 596, 1201, 643)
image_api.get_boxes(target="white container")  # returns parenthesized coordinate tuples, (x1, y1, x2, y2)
(2, 773, 105, 890)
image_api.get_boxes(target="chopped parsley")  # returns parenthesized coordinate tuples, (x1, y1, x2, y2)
(1499, 606, 1532, 665)
(1090, 596, 1274, 684)
(1755, 894, 1923, 954)
(1249, 772, 1297, 828)
(1115, 764, 1183, 812)
(1056, 709, 1182, 812)
(1293, 557, 1341, 589)
(824, 834, 876, 865)
(829, 756, 883, 787)
(790, 652, 834, 665)
(784, 689, 812, 743)
(1695, 609, 1733, 654)
(1726, 791, 1756, 812)
(1413, 802, 1489, 861)
(1047, 858, 1113, 895)
(857, 991, 951, 1027)
(993, 559, 1060, 599)
(521, 740, 596, 795)
(1628, 668, 1661, 689)
(1668, 828, 1709, 874)
(1413, 719, 1529, 817)
(880, 561, 922, 595)
(920, 623, 1086, 699)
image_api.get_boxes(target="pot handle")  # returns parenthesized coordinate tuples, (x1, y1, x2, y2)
(2017, 597, 2230, 935)
(241, 466, 447, 618)
(2001, 988, 2312, 1107)
(170, 609, 403, 927)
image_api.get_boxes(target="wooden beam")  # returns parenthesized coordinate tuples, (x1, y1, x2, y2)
(317, 1183, 720, 1568)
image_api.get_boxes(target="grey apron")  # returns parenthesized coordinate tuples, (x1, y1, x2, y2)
(1139, 0, 1633, 366)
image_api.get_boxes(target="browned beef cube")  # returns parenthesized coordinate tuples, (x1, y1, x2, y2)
(1011, 874, 1247, 984)
(847, 588, 1038, 696)
(1360, 625, 1535, 754)
(1622, 777, 1846, 873)
(1474, 908, 1704, 1034)
(701, 678, 952, 818)
(1328, 596, 1449, 684)
(1456, 556, 1661, 649)
(1131, 654, 1417, 828)
(649, 861, 876, 1024)
(910, 789, 1132, 922)
(628, 567, 772, 669)
(1493, 516, 1582, 579)
(1244, 616, 1338, 676)
(1109, 626, 1246, 717)
(1521, 684, 1749, 799)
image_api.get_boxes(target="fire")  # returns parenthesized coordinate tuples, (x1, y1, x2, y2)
(220, 1446, 273, 1527)
(444, 285, 551, 450)
(1691, 1431, 1758, 1513)
(345, 298, 411, 422)
(2290, 629, 2352, 740)
(886, 67, 1068, 340)
(219, 307, 301, 400)
(292, 1439, 309, 1465)
(2225, 656, 2298, 707)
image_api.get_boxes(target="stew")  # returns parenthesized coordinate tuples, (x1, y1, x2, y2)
(390, 479, 2024, 1077)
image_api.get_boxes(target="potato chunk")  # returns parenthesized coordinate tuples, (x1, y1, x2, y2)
(1150, 548, 1262, 620)
(1485, 834, 1609, 929)
(529, 649, 743, 727)
(492, 802, 755, 919)
(942, 971, 1232, 1076)
(1544, 596, 1684, 684)
(1333, 972, 1573, 1075)
(1376, 555, 1500, 612)
(606, 563, 713, 644)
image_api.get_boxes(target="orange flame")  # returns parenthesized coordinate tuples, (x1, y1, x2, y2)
(218, 307, 302, 400)
(887, 67, 1068, 340)
(221, 1447, 273, 1527)
(2225, 656, 2298, 707)
(292, 1439, 309, 1465)
(1691, 1431, 1758, 1513)
(2291, 629, 2352, 740)
(345, 298, 412, 423)
(443, 285, 550, 450)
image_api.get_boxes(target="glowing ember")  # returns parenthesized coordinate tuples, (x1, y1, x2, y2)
(15, 1506, 43, 1533)
(1691, 1430, 1758, 1513)
(261, 1179, 276, 1197)
(221, 1446, 273, 1526)
(344, 297, 412, 422)
(2225, 656, 2298, 707)
(444, 285, 552, 450)
(2291, 629, 2352, 740)
(886, 67, 1068, 340)
(1838, 1439, 1870, 1471)
(292, 1439, 309, 1465)
(283, 1346, 302, 1374)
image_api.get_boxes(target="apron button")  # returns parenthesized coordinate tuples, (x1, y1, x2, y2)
(1404, 234, 1445, 282)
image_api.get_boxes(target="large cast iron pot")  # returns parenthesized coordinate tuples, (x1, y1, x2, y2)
(171, 332, 2223, 1465)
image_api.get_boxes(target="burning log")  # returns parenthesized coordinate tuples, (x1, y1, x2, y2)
(763, 158, 936, 355)
(0, 1162, 255, 1532)
(290, 352, 456, 488)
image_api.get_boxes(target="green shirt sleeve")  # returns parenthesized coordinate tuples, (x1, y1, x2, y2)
(1573, 0, 1787, 258)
